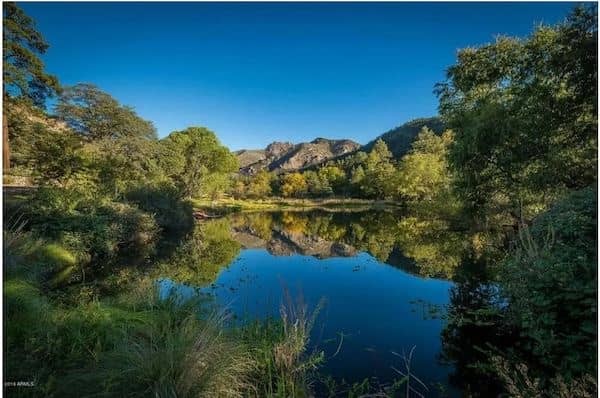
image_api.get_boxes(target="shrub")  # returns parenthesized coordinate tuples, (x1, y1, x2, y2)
(499, 186, 597, 380)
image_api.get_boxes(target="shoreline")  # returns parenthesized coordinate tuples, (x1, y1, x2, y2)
(190, 197, 403, 213)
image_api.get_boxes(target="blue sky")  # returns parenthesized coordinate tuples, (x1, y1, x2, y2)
(21, 2, 577, 150)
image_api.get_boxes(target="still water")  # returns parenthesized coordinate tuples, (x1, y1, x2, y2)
(160, 209, 468, 396)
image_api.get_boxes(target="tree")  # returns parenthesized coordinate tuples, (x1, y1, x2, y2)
(83, 136, 163, 197)
(55, 83, 156, 141)
(318, 165, 346, 194)
(158, 127, 238, 198)
(304, 170, 332, 197)
(28, 123, 83, 184)
(350, 165, 366, 195)
(436, 6, 597, 216)
(3, 2, 60, 170)
(361, 139, 398, 199)
(397, 128, 454, 201)
(246, 169, 273, 198)
(280, 172, 307, 198)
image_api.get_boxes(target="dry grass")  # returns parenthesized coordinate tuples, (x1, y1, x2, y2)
(491, 356, 597, 398)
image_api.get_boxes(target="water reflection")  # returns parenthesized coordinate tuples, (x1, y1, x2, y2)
(228, 209, 470, 279)
(153, 208, 504, 396)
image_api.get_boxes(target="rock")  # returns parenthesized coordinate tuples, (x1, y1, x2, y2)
(238, 138, 360, 175)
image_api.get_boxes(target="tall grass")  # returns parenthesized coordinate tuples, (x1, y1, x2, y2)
(235, 288, 326, 397)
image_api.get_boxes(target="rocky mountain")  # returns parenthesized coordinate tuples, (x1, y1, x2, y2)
(235, 117, 444, 175)
(363, 117, 445, 158)
(236, 138, 360, 175)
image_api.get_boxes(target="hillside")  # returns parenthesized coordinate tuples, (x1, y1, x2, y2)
(363, 117, 445, 158)
(236, 138, 360, 175)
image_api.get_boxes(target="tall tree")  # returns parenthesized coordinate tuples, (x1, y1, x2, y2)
(158, 127, 238, 198)
(3, 2, 60, 170)
(361, 139, 398, 199)
(280, 172, 308, 198)
(246, 169, 273, 198)
(436, 6, 597, 216)
(397, 128, 454, 201)
(55, 83, 156, 141)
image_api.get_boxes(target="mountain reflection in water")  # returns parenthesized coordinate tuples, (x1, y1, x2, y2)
(156, 208, 497, 397)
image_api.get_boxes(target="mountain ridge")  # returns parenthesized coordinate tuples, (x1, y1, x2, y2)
(236, 138, 360, 175)
(235, 116, 445, 174)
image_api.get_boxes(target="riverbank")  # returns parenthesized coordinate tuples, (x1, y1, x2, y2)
(190, 197, 402, 213)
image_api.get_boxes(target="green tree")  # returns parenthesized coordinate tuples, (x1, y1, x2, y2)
(397, 128, 454, 201)
(3, 2, 60, 169)
(280, 172, 308, 198)
(28, 123, 83, 184)
(246, 169, 273, 198)
(202, 172, 232, 202)
(158, 127, 238, 198)
(361, 139, 398, 199)
(304, 170, 332, 197)
(318, 165, 346, 194)
(350, 165, 366, 196)
(56, 83, 156, 141)
(83, 136, 164, 197)
(436, 6, 597, 216)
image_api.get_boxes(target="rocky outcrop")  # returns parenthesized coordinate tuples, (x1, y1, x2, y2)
(236, 149, 267, 169)
(237, 138, 360, 175)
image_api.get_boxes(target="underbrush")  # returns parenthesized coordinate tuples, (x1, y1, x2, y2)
(4, 224, 327, 397)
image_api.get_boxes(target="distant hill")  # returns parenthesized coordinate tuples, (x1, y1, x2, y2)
(236, 138, 360, 175)
(363, 117, 445, 158)
(236, 117, 444, 175)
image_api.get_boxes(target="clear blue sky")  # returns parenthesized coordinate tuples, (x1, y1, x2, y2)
(21, 2, 578, 150)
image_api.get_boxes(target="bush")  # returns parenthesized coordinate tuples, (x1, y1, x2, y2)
(499, 186, 597, 380)
(125, 182, 194, 233)
(24, 187, 161, 279)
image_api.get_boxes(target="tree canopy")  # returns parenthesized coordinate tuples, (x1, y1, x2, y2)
(436, 6, 598, 215)
(158, 127, 238, 198)
(3, 2, 60, 106)
(56, 83, 157, 141)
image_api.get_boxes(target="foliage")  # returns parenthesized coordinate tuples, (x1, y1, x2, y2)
(304, 170, 332, 197)
(362, 117, 445, 158)
(245, 169, 274, 198)
(28, 124, 84, 184)
(24, 187, 161, 279)
(437, 6, 598, 216)
(55, 83, 156, 141)
(3, 2, 60, 106)
(498, 186, 597, 380)
(125, 182, 195, 234)
(491, 356, 597, 398)
(235, 290, 325, 397)
(397, 128, 454, 201)
(360, 139, 398, 199)
(158, 127, 238, 198)
(318, 165, 346, 194)
(280, 172, 308, 198)
(82, 136, 166, 198)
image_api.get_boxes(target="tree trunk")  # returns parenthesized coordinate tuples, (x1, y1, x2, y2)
(3, 111, 9, 171)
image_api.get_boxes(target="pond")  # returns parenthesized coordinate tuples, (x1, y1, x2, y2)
(158, 209, 473, 396)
